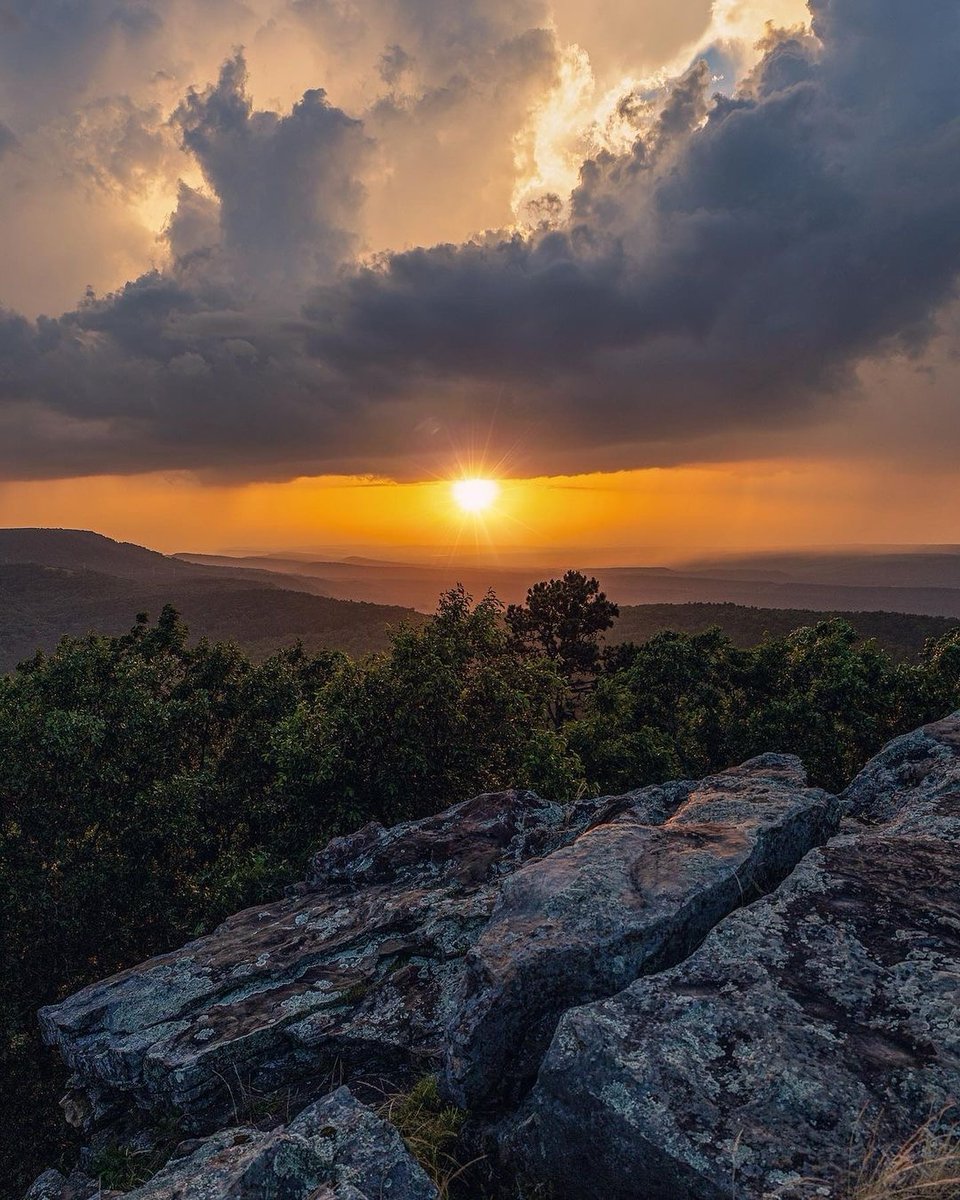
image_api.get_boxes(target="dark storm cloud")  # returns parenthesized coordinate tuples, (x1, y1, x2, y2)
(2, 0, 960, 480)
(172, 53, 371, 293)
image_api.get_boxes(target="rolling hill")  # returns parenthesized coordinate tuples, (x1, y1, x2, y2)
(177, 547, 960, 618)
(3, 529, 959, 672)
(0, 531, 426, 672)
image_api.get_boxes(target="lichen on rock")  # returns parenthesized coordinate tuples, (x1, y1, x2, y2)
(515, 716, 960, 1200)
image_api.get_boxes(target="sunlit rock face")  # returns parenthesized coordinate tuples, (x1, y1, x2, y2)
(29, 714, 960, 1200)
(516, 716, 960, 1200)
(444, 755, 835, 1110)
(39, 788, 581, 1130)
(38, 764, 833, 1135)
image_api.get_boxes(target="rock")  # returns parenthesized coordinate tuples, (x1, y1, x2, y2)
(24, 1170, 119, 1200)
(444, 755, 836, 1109)
(38, 789, 594, 1130)
(516, 717, 960, 1200)
(24, 1173, 76, 1200)
(40, 762, 832, 1133)
(38, 719, 960, 1200)
(841, 713, 960, 841)
(25, 1171, 67, 1200)
(25, 1089, 436, 1200)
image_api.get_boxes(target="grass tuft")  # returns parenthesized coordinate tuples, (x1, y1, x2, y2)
(379, 1075, 474, 1199)
(847, 1121, 960, 1200)
(88, 1143, 170, 1192)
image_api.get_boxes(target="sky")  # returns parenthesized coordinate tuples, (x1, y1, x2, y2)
(1, 0, 959, 556)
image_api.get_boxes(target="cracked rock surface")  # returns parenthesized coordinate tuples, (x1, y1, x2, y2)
(26, 1087, 437, 1200)
(444, 755, 835, 1108)
(515, 716, 960, 1200)
(39, 789, 585, 1131)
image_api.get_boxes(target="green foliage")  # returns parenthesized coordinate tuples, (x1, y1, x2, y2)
(2, 593, 960, 1195)
(0, 611, 339, 1193)
(274, 587, 582, 826)
(610, 603, 960, 664)
(585, 619, 959, 792)
(506, 571, 619, 724)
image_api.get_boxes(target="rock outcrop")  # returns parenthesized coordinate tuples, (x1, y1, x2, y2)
(516, 717, 960, 1199)
(445, 755, 834, 1108)
(39, 789, 580, 1131)
(27, 1087, 438, 1200)
(28, 716, 960, 1200)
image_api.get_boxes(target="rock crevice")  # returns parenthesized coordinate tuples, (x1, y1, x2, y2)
(444, 754, 836, 1110)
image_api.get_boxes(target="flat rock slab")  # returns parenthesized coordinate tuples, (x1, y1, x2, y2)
(517, 717, 960, 1200)
(445, 755, 835, 1108)
(25, 1088, 437, 1200)
(39, 789, 580, 1129)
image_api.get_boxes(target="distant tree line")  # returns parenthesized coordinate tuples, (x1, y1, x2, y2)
(3, 573, 960, 1191)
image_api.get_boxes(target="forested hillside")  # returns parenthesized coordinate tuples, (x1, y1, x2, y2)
(614, 602, 959, 661)
(4, 531, 958, 672)
(0, 528, 436, 671)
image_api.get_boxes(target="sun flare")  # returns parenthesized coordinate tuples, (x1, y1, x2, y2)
(452, 478, 499, 514)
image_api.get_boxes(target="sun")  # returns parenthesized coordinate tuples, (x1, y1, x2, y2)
(452, 478, 499, 514)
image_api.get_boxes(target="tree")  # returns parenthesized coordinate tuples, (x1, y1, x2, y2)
(506, 571, 619, 725)
(274, 586, 584, 826)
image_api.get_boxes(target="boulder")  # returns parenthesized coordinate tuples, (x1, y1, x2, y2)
(39, 761, 832, 1134)
(445, 755, 836, 1108)
(24, 1172, 96, 1200)
(39, 719, 960, 1200)
(25, 1088, 436, 1200)
(38, 759, 837, 1137)
(516, 716, 960, 1200)
(38, 789, 592, 1130)
(841, 713, 960, 839)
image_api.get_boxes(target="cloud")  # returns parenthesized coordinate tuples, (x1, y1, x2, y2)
(172, 52, 370, 295)
(0, 0, 561, 314)
(1, 0, 960, 481)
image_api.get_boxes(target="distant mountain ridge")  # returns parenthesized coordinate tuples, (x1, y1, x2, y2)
(680, 548, 960, 590)
(3, 529, 960, 673)
(0, 530, 427, 671)
(177, 544, 960, 619)
(0, 528, 335, 594)
(0, 527, 201, 579)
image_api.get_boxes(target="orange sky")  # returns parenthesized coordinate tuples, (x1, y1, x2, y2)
(3, 459, 958, 560)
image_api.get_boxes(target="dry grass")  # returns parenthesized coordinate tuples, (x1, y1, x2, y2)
(847, 1121, 960, 1200)
(212, 1065, 299, 1128)
(378, 1075, 479, 1199)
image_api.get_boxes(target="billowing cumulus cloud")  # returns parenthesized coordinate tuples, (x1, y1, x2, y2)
(0, 0, 560, 312)
(0, 0, 959, 481)
(172, 53, 370, 294)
